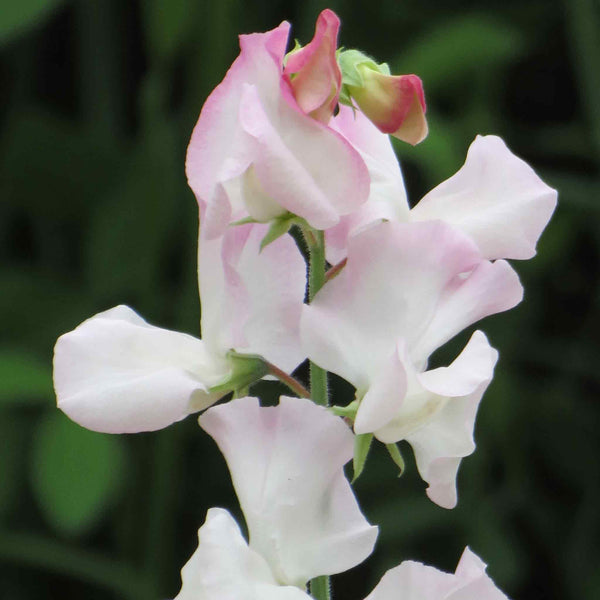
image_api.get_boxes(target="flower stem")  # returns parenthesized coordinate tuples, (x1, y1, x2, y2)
(266, 361, 311, 398)
(306, 229, 329, 408)
(305, 228, 331, 600)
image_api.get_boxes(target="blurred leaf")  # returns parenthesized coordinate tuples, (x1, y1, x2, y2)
(0, 416, 21, 517)
(0, 349, 53, 406)
(142, 0, 198, 62)
(393, 15, 525, 93)
(0, 0, 64, 44)
(86, 123, 179, 304)
(31, 412, 126, 536)
(0, 110, 122, 219)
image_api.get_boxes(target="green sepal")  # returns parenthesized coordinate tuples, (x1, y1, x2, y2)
(330, 399, 360, 420)
(230, 216, 259, 227)
(385, 442, 405, 477)
(352, 433, 373, 483)
(259, 214, 296, 251)
(209, 351, 269, 396)
(337, 48, 391, 107)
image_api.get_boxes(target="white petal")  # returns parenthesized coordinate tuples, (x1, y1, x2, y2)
(410, 135, 557, 260)
(54, 306, 229, 433)
(175, 508, 311, 600)
(198, 221, 307, 373)
(365, 547, 509, 600)
(326, 105, 409, 264)
(199, 396, 378, 586)
(301, 221, 481, 390)
(412, 259, 523, 362)
(405, 332, 498, 509)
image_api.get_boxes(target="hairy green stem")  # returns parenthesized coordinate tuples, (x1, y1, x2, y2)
(306, 228, 331, 600)
(306, 229, 329, 409)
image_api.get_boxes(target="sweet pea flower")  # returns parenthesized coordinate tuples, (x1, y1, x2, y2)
(301, 220, 523, 508)
(338, 49, 428, 145)
(365, 547, 509, 600)
(175, 396, 378, 598)
(53, 222, 306, 433)
(186, 11, 369, 236)
(326, 105, 557, 263)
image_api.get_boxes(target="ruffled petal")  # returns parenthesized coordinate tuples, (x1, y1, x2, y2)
(412, 259, 523, 362)
(410, 135, 557, 260)
(175, 508, 311, 600)
(54, 306, 229, 433)
(199, 396, 378, 586)
(199, 222, 307, 373)
(365, 547, 508, 600)
(326, 105, 409, 263)
(302, 221, 481, 390)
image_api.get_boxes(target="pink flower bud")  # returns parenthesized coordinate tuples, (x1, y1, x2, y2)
(349, 67, 428, 145)
(284, 9, 342, 123)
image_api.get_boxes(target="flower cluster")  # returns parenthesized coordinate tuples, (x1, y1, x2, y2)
(53, 8, 556, 599)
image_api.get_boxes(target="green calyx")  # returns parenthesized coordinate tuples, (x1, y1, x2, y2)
(209, 351, 270, 397)
(337, 48, 390, 106)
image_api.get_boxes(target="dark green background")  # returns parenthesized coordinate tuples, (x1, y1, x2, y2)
(1, 0, 598, 598)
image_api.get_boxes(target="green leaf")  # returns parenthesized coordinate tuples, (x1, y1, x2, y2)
(0, 349, 53, 406)
(31, 413, 126, 536)
(352, 433, 373, 483)
(0, 0, 65, 45)
(385, 443, 405, 477)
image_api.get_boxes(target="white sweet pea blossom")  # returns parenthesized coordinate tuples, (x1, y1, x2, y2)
(301, 220, 523, 508)
(326, 104, 557, 263)
(53, 222, 306, 433)
(175, 396, 378, 598)
(365, 547, 509, 600)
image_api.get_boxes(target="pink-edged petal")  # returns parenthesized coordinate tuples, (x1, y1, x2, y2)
(284, 9, 341, 123)
(365, 547, 508, 600)
(302, 221, 481, 390)
(413, 259, 523, 362)
(410, 135, 557, 260)
(354, 343, 407, 435)
(402, 332, 498, 509)
(239, 83, 369, 229)
(199, 222, 307, 372)
(199, 396, 378, 586)
(175, 508, 311, 600)
(365, 559, 456, 600)
(326, 105, 409, 263)
(54, 306, 229, 434)
(350, 70, 428, 145)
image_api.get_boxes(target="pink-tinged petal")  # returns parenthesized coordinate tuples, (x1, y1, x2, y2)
(199, 396, 378, 586)
(187, 20, 369, 232)
(301, 221, 481, 390)
(404, 332, 497, 509)
(284, 9, 341, 123)
(364, 559, 456, 600)
(350, 70, 428, 145)
(413, 259, 523, 362)
(326, 105, 409, 263)
(199, 222, 307, 372)
(410, 135, 558, 260)
(239, 83, 369, 229)
(54, 306, 229, 434)
(175, 508, 311, 600)
(354, 343, 407, 435)
(365, 547, 508, 600)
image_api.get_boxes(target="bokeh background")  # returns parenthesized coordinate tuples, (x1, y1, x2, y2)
(1, 0, 599, 598)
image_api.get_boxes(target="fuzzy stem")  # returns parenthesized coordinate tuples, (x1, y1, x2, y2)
(266, 361, 311, 398)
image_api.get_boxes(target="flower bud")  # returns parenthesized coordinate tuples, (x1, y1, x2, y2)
(339, 49, 428, 145)
(284, 9, 342, 123)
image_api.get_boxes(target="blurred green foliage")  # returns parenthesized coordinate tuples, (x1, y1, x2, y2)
(1, 0, 599, 599)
